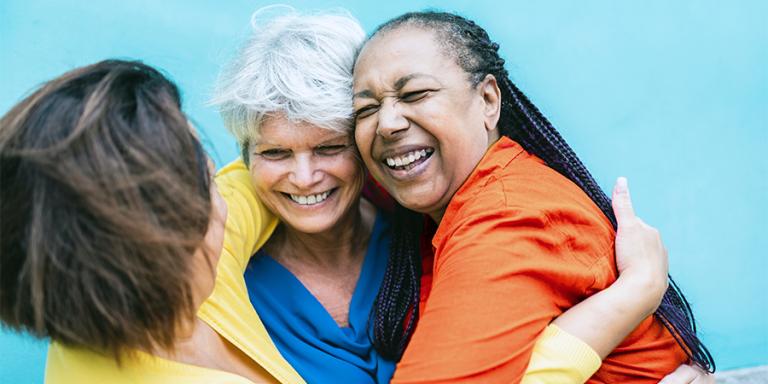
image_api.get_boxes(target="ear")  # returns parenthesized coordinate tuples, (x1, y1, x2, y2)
(478, 74, 501, 134)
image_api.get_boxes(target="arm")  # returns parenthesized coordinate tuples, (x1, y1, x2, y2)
(392, 204, 604, 383)
(552, 177, 668, 359)
(660, 365, 715, 384)
(522, 177, 668, 383)
(524, 178, 710, 384)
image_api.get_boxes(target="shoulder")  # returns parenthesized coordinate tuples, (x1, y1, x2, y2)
(214, 159, 278, 271)
(461, 150, 612, 235)
(215, 158, 276, 232)
(438, 150, 614, 269)
(45, 343, 151, 384)
(216, 158, 253, 196)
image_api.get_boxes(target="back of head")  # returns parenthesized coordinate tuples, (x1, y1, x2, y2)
(0, 60, 212, 359)
(212, 6, 365, 163)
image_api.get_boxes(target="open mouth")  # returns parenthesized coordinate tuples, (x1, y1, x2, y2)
(282, 188, 336, 206)
(382, 148, 435, 171)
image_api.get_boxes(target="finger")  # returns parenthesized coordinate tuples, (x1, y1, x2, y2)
(612, 176, 636, 226)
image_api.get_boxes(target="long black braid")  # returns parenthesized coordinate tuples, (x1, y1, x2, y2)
(368, 11, 715, 372)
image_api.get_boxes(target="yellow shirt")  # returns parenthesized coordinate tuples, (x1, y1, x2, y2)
(44, 159, 599, 384)
(45, 344, 256, 384)
(45, 159, 303, 384)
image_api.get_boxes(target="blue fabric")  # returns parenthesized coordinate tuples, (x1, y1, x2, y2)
(245, 214, 396, 384)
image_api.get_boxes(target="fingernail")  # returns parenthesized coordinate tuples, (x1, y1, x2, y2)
(616, 177, 628, 193)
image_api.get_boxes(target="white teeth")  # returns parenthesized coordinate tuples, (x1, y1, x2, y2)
(384, 149, 432, 168)
(289, 191, 331, 205)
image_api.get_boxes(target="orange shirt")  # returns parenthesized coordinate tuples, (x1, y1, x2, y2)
(392, 137, 687, 384)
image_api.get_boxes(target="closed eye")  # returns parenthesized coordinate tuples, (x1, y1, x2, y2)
(315, 144, 349, 156)
(354, 105, 379, 120)
(257, 148, 290, 160)
(401, 90, 431, 103)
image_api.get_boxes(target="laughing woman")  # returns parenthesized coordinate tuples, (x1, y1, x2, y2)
(352, 11, 715, 383)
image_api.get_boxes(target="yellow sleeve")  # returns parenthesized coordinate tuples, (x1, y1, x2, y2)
(198, 159, 305, 384)
(521, 324, 602, 384)
(215, 158, 279, 272)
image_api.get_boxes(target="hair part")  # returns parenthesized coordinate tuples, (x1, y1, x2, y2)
(0, 60, 213, 360)
(211, 6, 366, 164)
(367, 11, 715, 372)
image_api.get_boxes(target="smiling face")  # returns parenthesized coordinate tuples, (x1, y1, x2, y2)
(353, 27, 501, 220)
(248, 114, 364, 234)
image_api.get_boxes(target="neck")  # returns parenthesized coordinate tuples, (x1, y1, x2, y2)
(427, 131, 501, 224)
(269, 199, 375, 268)
(149, 317, 210, 363)
(428, 210, 444, 223)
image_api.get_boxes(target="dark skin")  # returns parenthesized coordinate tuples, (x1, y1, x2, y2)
(353, 26, 711, 383)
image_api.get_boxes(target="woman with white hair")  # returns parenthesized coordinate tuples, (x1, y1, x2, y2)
(208, 8, 708, 384)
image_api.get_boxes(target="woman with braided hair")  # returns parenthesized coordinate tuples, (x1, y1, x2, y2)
(353, 11, 715, 383)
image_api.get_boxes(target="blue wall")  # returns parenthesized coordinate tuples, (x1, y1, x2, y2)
(1, 1, 766, 382)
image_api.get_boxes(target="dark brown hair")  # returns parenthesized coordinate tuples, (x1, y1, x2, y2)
(0, 60, 213, 359)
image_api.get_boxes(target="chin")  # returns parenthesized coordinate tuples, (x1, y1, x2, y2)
(394, 190, 442, 215)
(284, 218, 337, 234)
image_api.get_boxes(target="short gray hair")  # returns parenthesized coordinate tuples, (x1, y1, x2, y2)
(211, 6, 365, 150)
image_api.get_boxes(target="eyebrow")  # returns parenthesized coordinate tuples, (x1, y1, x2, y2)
(251, 133, 350, 148)
(353, 73, 439, 99)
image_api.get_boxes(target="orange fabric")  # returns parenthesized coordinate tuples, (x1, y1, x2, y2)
(392, 137, 687, 384)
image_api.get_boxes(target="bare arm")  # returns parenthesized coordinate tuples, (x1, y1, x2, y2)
(660, 365, 715, 384)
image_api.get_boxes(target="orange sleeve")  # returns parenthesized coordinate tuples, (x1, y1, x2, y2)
(391, 207, 607, 384)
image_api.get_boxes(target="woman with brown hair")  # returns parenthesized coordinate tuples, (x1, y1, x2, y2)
(0, 59, 295, 383)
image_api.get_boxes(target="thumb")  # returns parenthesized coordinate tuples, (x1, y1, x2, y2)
(612, 177, 636, 226)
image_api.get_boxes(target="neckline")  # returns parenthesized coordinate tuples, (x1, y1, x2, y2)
(432, 137, 523, 249)
(255, 213, 383, 330)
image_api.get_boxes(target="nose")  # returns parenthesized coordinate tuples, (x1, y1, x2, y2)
(376, 99, 409, 139)
(289, 153, 322, 189)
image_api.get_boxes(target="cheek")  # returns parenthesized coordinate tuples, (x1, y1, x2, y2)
(354, 124, 375, 160)
(249, 162, 284, 193)
(329, 152, 366, 189)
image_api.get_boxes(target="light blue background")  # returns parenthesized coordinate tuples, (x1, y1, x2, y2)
(1, 1, 766, 382)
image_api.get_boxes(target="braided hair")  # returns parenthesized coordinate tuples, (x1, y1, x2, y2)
(368, 11, 715, 372)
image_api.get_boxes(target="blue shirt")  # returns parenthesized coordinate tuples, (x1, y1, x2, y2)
(245, 214, 396, 383)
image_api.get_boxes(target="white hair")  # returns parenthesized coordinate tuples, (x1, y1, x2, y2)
(211, 6, 366, 149)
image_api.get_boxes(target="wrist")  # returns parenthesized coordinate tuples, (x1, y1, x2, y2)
(614, 271, 667, 317)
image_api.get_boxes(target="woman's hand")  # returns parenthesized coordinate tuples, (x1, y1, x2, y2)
(659, 364, 715, 384)
(612, 177, 669, 315)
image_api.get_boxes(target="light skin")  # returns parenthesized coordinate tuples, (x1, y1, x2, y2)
(353, 26, 711, 382)
(248, 114, 375, 327)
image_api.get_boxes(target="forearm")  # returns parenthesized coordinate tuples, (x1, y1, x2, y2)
(552, 273, 664, 359)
